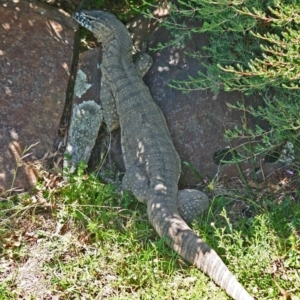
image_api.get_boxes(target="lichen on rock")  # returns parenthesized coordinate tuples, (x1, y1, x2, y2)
(64, 100, 103, 172)
(74, 69, 92, 98)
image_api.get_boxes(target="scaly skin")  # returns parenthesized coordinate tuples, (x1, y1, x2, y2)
(73, 10, 254, 300)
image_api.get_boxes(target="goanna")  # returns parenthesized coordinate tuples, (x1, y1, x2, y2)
(73, 10, 254, 300)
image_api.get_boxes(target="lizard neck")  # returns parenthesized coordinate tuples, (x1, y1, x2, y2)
(102, 35, 132, 63)
(101, 42, 150, 114)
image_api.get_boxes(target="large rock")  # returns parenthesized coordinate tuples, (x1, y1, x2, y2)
(0, 0, 77, 194)
(128, 16, 267, 187)
(64, 48, 103, 172)
(66, 46, 124, 177)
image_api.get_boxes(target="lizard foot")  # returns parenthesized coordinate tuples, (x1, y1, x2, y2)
(177, 189, 210, 224)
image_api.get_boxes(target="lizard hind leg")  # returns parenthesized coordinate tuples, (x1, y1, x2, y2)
(177, 189, 210, 224)
(122, 165, 151, 204)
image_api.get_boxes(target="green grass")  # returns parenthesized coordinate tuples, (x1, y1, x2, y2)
(0, 164, 299, 299)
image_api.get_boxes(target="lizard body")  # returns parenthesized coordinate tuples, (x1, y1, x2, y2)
(73, 10, 254, 300)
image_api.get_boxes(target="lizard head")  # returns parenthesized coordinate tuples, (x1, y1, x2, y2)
(73, 10, 132, 47)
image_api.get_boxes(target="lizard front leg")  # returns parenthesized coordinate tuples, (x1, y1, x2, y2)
(100, 52, 153, 132)
(100, 73, 120, 132)
(133, 52, 153, 78)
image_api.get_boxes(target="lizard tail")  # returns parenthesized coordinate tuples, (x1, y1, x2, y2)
(147, 198, 254, 300)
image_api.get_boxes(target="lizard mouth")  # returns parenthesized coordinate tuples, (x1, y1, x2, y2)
(73, 12, 94, 31)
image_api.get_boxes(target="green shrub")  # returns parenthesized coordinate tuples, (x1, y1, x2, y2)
(86, 0, 159, 22)
(155, 0, 300, 163)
